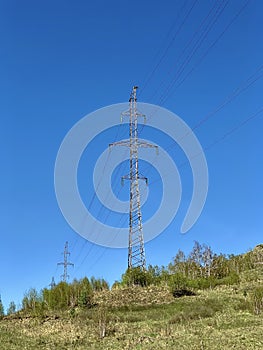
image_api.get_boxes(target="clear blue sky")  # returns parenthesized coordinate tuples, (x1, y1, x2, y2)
(1, 0, 262, 311)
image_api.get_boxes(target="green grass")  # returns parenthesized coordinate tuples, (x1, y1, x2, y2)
(1, 285, 262, 349)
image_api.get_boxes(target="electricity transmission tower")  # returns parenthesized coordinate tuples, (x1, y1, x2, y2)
(57, 241, 74, 282)
(49, 277, 56, 289)
(110, 86, 157, 269)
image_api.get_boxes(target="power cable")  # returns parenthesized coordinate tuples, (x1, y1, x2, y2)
(158, 0, 229, 105)
(160, 0, 251, 106)
(139, 0, 198, 96)
(137, 62, 263, 185)
(149, 0, 226, 102)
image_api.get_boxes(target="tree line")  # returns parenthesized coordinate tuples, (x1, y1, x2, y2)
(115, 241, 263, 292)
(2, 242, 262, 316)
(1, 276, 109, 317)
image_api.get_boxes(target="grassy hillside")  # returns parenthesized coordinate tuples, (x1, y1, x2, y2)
(1, 280, 263, 349)
(1, 245, 262, 349)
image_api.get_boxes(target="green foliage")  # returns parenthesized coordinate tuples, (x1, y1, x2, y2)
(216, 271, 240, 286)
(90, 276, 109, 291)
(187, 276, 215, 290)
(17, 242, 263, 319)
(22, 288, 42, 311)
(111, 280, 121, 289)
(168, 272, 188, 290)
(167, 242, 253, 289)
(20, 276, 111, 314)
(168, 273, 196, 297)
(120, 265, 170, 287)
(7, 301, 16, 315)
(78, 277, 93, 308)
(121, 267, 151, 287)
(117, 242, 258, 293)
(22, 277, 104, 313)
(1, 243, 262, 349)
(42, 279, 94, 311)
(42, 282, 70, 310)
(1, 253, 263, 350)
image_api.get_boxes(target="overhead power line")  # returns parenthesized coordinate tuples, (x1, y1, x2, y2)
(148, 107, 263, 188)
(158, 0, 229, 105)
(159, 0, 250, 106)
(139, 0, 198, 96)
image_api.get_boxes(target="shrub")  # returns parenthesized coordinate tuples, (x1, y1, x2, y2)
(121, 267, 150, 287)
(216, 272, 240, 286)
(168, 273, 195, 298)
(188, 277, 217, 290)
(168, 273, 188, 290)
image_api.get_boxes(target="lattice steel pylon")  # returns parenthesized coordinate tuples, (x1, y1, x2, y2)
(110, 86, 158, 269)
(57, 241, 74, 282)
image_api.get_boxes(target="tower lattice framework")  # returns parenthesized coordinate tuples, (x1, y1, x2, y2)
(57, 241, 74, 282)
(110, 86, 157, 269)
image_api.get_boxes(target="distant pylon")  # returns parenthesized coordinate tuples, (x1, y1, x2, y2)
(110, 86, 158, 269)
(57, 241, 74, 282)
(49, 277, 56, 289)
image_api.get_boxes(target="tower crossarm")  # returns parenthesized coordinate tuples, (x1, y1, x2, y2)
(110, 139, 158, 152)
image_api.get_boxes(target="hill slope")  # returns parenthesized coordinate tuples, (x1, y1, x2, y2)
(1, 280, 263, 349)
(1, 245, 262, 349)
